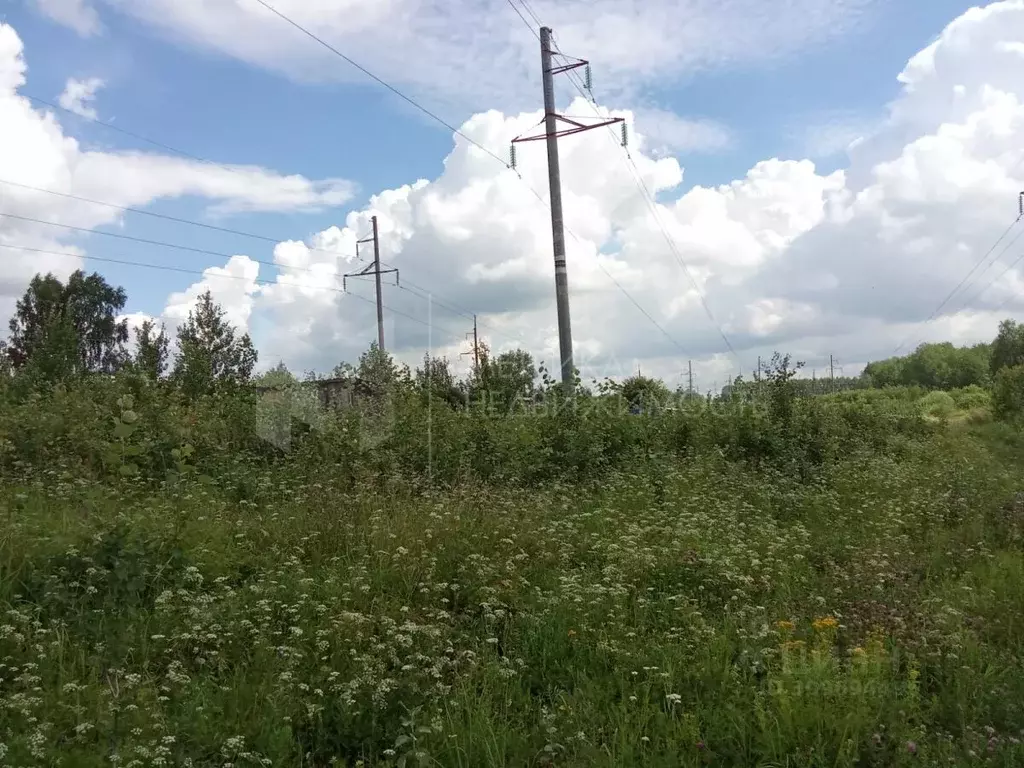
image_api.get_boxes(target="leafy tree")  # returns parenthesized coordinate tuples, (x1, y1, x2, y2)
(473, 348, 536, 412)
(865, 342, 991, 390)
(992, 363, 1024, 421)
(863, 356, 905, 388)
(132, 319, 170, 380)
(8, 270, 129, 379)
(172, 290, 257, 397)
(415, 354, 465, 409)
(619, 374, 671, 412)
(991, 319, 1024, 376)
(764, 352, 804, 426)
(255, 361, 298, 389)
(354, 342, 408, 400)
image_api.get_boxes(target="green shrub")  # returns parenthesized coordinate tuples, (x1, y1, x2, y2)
(919, 391, 956, 419)
(993, 364, 1024, 422)
(950, 384, 992, 411)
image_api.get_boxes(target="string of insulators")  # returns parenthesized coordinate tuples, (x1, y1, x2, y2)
(584, 64, 593, 93)
(1019, 191, 1023, 218)
(620, 122, 628, 148)
(510, 143, 517, 170)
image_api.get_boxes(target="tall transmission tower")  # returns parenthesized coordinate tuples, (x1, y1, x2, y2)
(512, 26, 626, 389)
(345, 215, 398, 351)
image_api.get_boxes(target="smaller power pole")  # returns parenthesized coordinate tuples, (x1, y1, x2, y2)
(830, 354, 835, 392)
(347, 215, 398, 351)
(461, 315, 482, 375)
(473, 315, 480, 372)
(688, 360, 693, 398)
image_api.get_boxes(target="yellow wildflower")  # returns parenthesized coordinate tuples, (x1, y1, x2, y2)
(776, 620, 795, 632)
(812, 616, 839, 631)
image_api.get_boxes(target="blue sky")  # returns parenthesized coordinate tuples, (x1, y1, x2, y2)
(6, 0, 973, 314)
(3, 0, 1023, 383)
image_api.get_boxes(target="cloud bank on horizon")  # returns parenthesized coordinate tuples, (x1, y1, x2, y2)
(5, 1, 1024, 388)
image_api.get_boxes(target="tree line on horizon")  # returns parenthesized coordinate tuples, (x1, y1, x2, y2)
(5, 269, 1024, 414)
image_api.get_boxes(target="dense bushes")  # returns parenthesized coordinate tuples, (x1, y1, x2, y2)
(0, 362, 938, 491)
(993, 364, 1024, 422)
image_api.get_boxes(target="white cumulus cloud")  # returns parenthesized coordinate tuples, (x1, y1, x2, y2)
(58, 76, 103, 119)
(0, 21, 357, 323)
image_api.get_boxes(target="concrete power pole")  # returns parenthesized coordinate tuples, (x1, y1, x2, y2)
(346, 215, 398, 352)
(461, 315, 481, 376)
(511, 27, 627, 390)
(372, 217, 385, 351)
(830, 354, 835, 392)
(688, 359, 693, 398)
(540, 27, 572, 389)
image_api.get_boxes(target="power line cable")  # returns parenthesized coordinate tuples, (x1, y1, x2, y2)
(892, 216, 1024, 355)
(0, 179, 522, 345)
(516, 0, 545, 28)
(945, 232, 1024, 317)
(503, 0, 540, 40)
(15, 95, 517, 339)
(252, 0, 694, 361)
(0, 242, 470, 345)
(543, 33, 741, 369)
(248, 0, 511, 169)
(24, 93, 210, 164)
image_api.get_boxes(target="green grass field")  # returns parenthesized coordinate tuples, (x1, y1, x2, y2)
(2, 380, 1024, 766)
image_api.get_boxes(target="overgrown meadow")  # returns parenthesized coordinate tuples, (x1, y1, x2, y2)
(3, 364, 1024, 768)
(5, 273, 1024, 766)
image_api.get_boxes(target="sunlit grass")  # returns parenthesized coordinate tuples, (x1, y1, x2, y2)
(1, 380, 1024, 766)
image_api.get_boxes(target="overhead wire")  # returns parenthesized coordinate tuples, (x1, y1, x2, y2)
(18, 90, 522, 344)
(22, 93, 209, 163)
(0, 192, 523, 347)
(0, 242, 471, 346)
(497, 5, 696, 359)
(246, 0, 699, 363)
(249, 0, 511, 169)
(544, 31, 743, 369)
(0, 207, 526, 347)
(942, 228, 1024, 319)
(891, 215, 1024, 355)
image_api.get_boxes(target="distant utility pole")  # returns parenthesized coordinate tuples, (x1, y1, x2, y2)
(688, 360, 694, 397)
(511, 27, 626, 389)
(461, 315, 481, 375)
(830, 354, 835, 392)
(347, 215, 398, 352)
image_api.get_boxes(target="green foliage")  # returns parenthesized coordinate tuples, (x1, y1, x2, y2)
(8, 270, 129, 381)
(172, 290, 257, 398)
(7, 270, 1024, 764)
(764, 352, 804, 427)
(991, 319, 1024, 376)
(414, 354, 465, 409)
(992, 364, 1024, 422)
(865, 342, 991, 390)
(950, 385, 992, 412)
(2, 383, 1024, 765)
(470, 348, 536, 413)
(131, 318, 170, 380)
(919, 390, 956, 419)
(617, 373, 671, 412)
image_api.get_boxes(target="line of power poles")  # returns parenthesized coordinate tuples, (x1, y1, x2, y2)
(336, 29, 632, 389)
(753, 354, 839, 393)
(344, 30, 628, 389)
